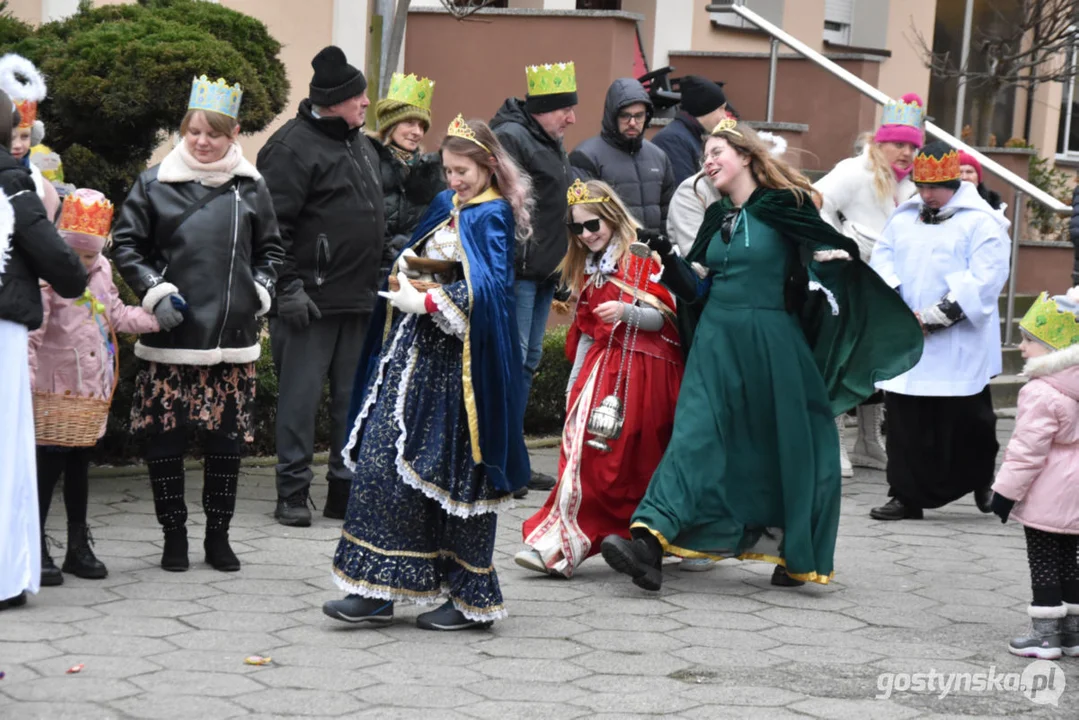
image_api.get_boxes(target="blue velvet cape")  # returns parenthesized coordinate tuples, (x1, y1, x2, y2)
(345, 189, 531, 492)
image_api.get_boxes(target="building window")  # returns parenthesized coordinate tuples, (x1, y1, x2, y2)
(1058, 40, 1079, 156)
(823, 0, 853, 45)
(577, 0, 621, 9)
(709, 0, 785, 31)
(447, 0, 508, 7)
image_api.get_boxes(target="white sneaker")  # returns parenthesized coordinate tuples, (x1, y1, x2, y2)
(837, 416, 853, 478)
(679, 557, 717, 572)
(514, 549, 549, 575)
(850, 405, 888, 470)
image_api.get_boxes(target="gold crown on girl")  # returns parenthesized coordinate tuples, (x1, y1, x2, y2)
(189, 75, 243, 119)
(446, 114, 490, 152)
(711, 117, 742, 138)
(566, 179, 610, 206)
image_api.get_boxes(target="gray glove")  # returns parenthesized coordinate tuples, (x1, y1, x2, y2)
(153, 294, 186, 332)
(277, 281, 323, 330)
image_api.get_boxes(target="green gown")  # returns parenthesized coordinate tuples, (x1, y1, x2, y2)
(632, 188, 923, 584)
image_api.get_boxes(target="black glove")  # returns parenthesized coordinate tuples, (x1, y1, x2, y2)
(553, 282, 572, 303)
(277, 280, 322, 330)
(153, 294, 186, 332)
(990, 492, 1015, 524)
(636, 228, 674, 257)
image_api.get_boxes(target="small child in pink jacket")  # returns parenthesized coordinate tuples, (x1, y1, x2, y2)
(29, 189, 159, 585)
(991, 287, 1079, 660)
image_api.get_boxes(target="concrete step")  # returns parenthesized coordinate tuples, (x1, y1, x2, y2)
(1002, 346, 1024, 375)
(991, 374, 1026, 409)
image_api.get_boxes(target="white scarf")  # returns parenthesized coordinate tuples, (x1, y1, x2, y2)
(158, 141, 260, 187)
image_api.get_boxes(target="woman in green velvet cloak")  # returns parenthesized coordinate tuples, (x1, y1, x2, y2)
(601, 119, 923, 591)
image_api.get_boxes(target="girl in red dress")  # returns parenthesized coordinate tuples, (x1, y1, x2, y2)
(516, 180, 684, 578)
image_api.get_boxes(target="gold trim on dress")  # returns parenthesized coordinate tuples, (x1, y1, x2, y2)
(340, 531, 496, 575)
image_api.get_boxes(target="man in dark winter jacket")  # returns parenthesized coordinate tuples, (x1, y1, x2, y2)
(652, 75, 734, 185)
(257, 46, 385, 527)
(491, 61, 577, 494)
(570, 78, 675, 231)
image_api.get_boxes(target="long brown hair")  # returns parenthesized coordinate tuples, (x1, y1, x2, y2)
(441, 119, 533, 243)
(0, 89, 13, 151)
(557, 180, 641, 295)
(709, 122, 817, 205)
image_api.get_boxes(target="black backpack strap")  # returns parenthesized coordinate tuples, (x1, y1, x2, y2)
(158, 177, 239, 242)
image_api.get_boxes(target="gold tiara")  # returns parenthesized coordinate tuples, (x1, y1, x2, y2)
(566, 178, 611, 206)
(711, 117, 742, 138)
(447, 114, 490, 153)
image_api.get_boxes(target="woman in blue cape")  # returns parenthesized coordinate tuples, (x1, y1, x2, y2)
(323, 116, 532, 630)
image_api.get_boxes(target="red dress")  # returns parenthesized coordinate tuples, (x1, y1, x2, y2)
(522, 253, 683, 576)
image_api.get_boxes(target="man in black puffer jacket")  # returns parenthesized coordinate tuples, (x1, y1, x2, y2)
(257, 46, 385, 526)
(570, 78, 675, 232)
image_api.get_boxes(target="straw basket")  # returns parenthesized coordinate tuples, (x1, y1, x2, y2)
(33, 319, 119, 447)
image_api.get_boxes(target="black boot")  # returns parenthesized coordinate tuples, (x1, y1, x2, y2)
(600, 530, 663, 591)
(148, 455, 188, 571)
(771, 565, 804, 587)
(203, 451, 241, 572)
(62, 523, 107, 579)
(869, 496, 923, 521)
(323, 479, 349, 520)
(40, 535, 64, 586)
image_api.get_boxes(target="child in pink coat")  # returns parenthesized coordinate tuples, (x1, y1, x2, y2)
(29, 189, 159, 585)
(991, 287, 1079, 660)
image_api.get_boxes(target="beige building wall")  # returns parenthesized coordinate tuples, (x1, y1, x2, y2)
(690, 0, 827, 55)
(876, 0, 935, 107)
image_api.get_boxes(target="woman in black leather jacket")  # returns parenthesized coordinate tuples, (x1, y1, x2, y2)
(111, 76, 283, 575)
(370, 72, 445, 281)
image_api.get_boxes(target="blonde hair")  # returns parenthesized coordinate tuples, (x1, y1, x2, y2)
(860, 131, 898, 203)
(707, 123, 817, 205)
(558, 180, 642, 295)
(180, 109, 239, 136)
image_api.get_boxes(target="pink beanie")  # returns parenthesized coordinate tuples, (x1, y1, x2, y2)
(874, 93, 925, 148)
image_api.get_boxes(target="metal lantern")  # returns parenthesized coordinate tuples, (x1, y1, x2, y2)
(585, 396, 625, 452)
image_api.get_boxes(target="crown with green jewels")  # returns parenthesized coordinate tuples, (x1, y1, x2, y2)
(386, 72, 434, 112)
(526, 62, 576, 97)
(189, 75, 243, 119)
(880, 97, 924, 129)
(1019, 291, 1079, 351)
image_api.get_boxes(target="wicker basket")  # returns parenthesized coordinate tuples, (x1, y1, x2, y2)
(388, 276, 442, 293)
(33, 319, 119, 448)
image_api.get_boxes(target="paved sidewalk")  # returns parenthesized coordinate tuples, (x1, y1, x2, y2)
(1, 420, 1076, 718)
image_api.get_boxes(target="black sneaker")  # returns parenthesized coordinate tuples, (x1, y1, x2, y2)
(601, 535, 662, 591)
(275, 491, 313, 527)
(512, 486, 529, 499)
(416, 600, 493, 631)
(771, 565, 805, 587)
(322, 595, 394, 625)
(527, 471, 556, 491)
(869, 497, 923, 521)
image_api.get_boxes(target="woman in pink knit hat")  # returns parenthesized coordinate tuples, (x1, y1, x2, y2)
(958, 150, 1004, 212)
(813, 93, 926, 477)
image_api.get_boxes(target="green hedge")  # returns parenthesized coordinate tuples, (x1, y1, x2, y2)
(94, 308, 571, 463)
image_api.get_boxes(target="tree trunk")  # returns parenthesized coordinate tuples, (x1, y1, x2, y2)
(381, 0, 412, 97)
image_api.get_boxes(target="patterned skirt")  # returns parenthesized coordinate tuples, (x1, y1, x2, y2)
(332, 313, 511, 621)
(130, 361, 257, 442)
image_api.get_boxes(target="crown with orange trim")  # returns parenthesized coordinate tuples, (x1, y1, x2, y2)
(0, 54, 46, 130)
(58, 189, 114, 239)
(913, 142, 961, 185)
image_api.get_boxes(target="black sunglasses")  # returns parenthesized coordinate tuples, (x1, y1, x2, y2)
(567, 219, 602, 235)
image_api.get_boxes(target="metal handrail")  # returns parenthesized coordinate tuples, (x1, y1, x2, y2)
(707, 2, 1071, 216)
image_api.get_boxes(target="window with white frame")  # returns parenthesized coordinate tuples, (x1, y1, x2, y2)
(710, 0, 785, 31)
(1058, 38, 1079, 156)
(824, 0, 854, 45)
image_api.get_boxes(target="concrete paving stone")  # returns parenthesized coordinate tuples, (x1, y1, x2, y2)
(878, 533, 968, 549)
(471, 657, 595, 683)
(111, 580, 224, 601)
(571, 594, 681, 616)
(491, 599, 590, 618)
(677, 684, 807, 706)
(666, 608, 775, 632)
(571, 689, 700, 715)
(21, 586, 122, 607)
(14, 602, 103, 623)
(572, 611, 685, 633)
(680, 708, 812, 720)
(743, 588, 857, 611)
(459, 700, 591, 720)
(481, 615, 592, 639)
(131, 668, 265, 696)
(143, 648, 269, 674)
(666, 627, 782, 652)
(110, 694, 250, 719)
(0, 619, 84, 642)
(128, 567, 227, 584)
(264, 642, 382, 669)
(77, 615, 193, 638)
(767, 643, 885, 665)
(181, 609, 299, 634)
(660, 592, 772, 613)
(575, 629, 685, 654)
(0, 701, 123, 719)
(846, 590, 938, 612)
(787, 697, 923, 719)
(95, 598, 210, 618)
(274, 622, 396, 649)
(53, 633, 177, 658)
(234, 687, 362, 716)
(370, 639, 488, 666)
(757, 606, 867, 631)
(499, 579, 590, 602)
(362, 660, 490, 687)
(0, 640, 65, 664)
(196, 592, 312, 614)
(669, 645, 787, 669)
(227, 562, 326, 581)
(350, 710, 475, 720)
(464, 678, 590, 703)
(93, 539, 166, 559)
(843, 575, 923, 592)
(355, 683, 484, 708)
(90, 525, 170, 542)
(841, 606, 953, 630)
(573, 673, 693, 696)
(162, 629, 289, 653)
(250, 665, 379, 692)
(914, 585, 1019, 608)
(873, 522, 959, 538)
(569, 649, 695, 676)
(27, 653, 162, 680)
(931, 604, 1028, 626)
(0, 676, 140, 703)
(477, 636, 590, 659)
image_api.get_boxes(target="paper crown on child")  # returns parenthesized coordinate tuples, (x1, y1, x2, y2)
(446, 114, 489, 153)
(188, 75, 243, 119)
(58, 189, 113, 253)
(1019, 289, 1079, 351)
(913, 142, 961, 185)
(566, 178, 610, 206)
(0, 54, 47, 130)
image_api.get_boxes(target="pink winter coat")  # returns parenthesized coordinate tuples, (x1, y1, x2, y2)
(28, 253, 159, 438)
(992, 349, 1079, 535)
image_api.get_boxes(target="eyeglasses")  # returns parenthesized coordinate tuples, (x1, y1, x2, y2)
(567, 219, 602, 235)
(617, 111, 647, 124)
(703, 148, 725, 162)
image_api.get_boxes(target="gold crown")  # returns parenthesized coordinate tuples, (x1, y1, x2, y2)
(711, 117, 742, 138)
(446, 114, 490, 153)
(526, 62, 577, 97)
(566, 179, 610, 206)
(386, 72, 434, 112)
(1020, 292, 1079, 351)
(58, 191, 114, 239)
(913, 149, 960, 184)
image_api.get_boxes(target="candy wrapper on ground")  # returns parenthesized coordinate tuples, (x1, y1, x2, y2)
(243, 655, 271, 666)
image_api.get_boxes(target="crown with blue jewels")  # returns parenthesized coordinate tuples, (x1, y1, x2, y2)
(880, 97, 924, 129)
(188, 75, 243, 119)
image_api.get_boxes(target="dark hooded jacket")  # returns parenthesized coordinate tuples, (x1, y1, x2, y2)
(569, 79, 675, 232)
(652, 111, 708, 186)
(491, 98, 573, 281)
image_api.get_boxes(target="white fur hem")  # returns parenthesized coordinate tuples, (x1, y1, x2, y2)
(430, 288, 467, 340)
(1024, 343, 1079, 378)
(133, 341, 261, 365)
(1028, 604, 1067, 619)
(141, 282, 179, 313)
(255, 283, 272, 317)
(1065, 602, 1079, 616)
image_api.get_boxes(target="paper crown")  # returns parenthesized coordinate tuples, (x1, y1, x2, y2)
(1020, 291, 1079, 351)
(710, 117, 743, 138)
(386, 72, 434, 112)
(188, 75, 243, 119)
(913, 148, 960, 184)
(58, 189, 113, 239)
(14, 100, 36, 128)
(526, 62, 576, 97)
(881, 96, 925, 129)
(446, 114, 490, 153)
(0, 54, 47, 129)
(567, 178, 611, 206)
